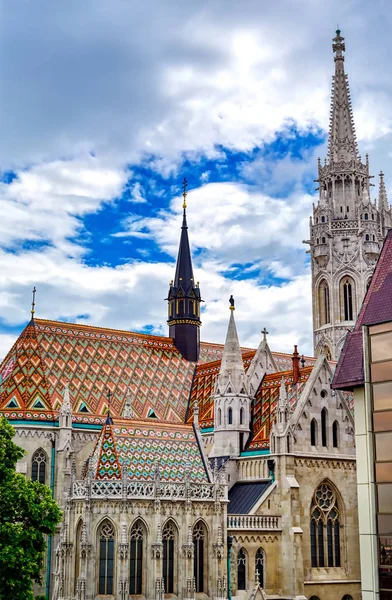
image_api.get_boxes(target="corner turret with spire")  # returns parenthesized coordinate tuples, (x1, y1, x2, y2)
(211, 298, 252, 457)
(307, 29, 392, 360)
(167, 178, 202, 362)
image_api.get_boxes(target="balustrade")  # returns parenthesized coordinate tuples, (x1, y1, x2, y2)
(227, 514, 281, 530)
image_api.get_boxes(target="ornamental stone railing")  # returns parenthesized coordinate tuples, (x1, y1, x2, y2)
(330, 219, 358, 230)
(227, 515, 281, 530)
(71, 479, 227, 502)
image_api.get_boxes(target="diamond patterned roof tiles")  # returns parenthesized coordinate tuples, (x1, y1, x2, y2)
(86, 418, 209, 482)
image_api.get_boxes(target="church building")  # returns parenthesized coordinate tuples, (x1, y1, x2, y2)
(0, 30, 390, 600)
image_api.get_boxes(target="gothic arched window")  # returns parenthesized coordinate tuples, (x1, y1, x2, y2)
(217, 408, 221, 427)
(318, 280, 330, 326)
(32, 449, 47, 484)
(365, 234, 370, 241)
(130, 520, 145, 595)
(321, 236, 326, 244)
(228, 407, 233, 425)
(340, 277, 354, 321)
(332, 421, 339, 448)
(193, 521, 207, 592)
(255, 548, 265, 588)
(162, 521, 176, 594)
(321, 408, 328, 447)
(311, 419, 318, 446)
(98, 521, 115, 595)
(287, 433, 291, 453)
(364, 213, 368, 220)
(240, 407, 244, 425)
(321, 216, 325, 223)
(310, 482, 341, 568)
(237, 548, 247, 590)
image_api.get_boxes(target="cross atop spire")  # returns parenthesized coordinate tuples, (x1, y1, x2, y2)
(31, 286, 36, 319)
(182, 177, 188, 209)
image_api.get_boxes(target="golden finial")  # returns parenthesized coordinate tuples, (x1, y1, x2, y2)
(182, 177, 188, 209)
(31, 286, 36, 318)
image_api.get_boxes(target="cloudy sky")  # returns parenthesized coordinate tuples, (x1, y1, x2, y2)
(1, 0, 392, 359)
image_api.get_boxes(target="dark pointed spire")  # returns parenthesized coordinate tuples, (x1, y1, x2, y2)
(167, 179, 202, 362)
(173, 178, 195, 291)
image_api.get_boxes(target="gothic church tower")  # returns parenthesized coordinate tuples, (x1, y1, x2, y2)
(309, 30, 392, 360)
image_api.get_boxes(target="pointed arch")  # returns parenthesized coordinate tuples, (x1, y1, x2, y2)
(321, 408, 328, 447)
(318, 280, 330, 326)
(332, 421, 339, 448)
(162, 519, 178, 594)
(340, 276, 355, 321)
(129, 519, 146, 595)
(311, 419, 318, 446)
(255, 547, 265, 588)
(218, 407, 222, 427)
(74, 519, 83, 593)
(193, 520, 207, 593)
(310, 481, 342, 568)
(240, 407, 244, 425)
(237, 547, 247, 590)
(228, 406, 233, 425)
(31, 448, 47, 483)
(97, 519, 115, 595)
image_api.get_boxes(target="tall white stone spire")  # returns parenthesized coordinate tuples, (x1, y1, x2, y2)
(212, 299, 252, 458)
(307, 30, 392, 360)
(328, 30, 359, 164)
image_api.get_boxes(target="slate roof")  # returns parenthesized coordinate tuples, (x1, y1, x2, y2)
(86, 418, 209, 483)
(0, 318, 233, 424)
(228, 481, 271, 514)
(333, 229, 392, 390)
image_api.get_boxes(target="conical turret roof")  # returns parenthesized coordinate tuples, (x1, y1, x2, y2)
(217, 305, 247, 395)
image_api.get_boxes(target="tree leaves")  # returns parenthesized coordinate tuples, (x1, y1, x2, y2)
(0, 418, 62, 600)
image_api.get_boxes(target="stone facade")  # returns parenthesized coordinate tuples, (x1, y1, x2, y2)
(308, 30, 392, 360)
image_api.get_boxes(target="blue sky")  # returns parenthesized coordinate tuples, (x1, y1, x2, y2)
(1, 0, 392, 358)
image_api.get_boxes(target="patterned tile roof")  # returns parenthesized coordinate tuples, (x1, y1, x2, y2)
(86, 418, 209, 482)
(0, 319, 231, 423)
(187, 351, 316, 432)
(248, 367, 313, 450)
(333, 229, 392, 390)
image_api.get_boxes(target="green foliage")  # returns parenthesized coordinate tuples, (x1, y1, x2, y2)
(0, 417, 62, 600)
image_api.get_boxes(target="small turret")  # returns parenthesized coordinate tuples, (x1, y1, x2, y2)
(59, 383, 72, 430)
(378, 171, 389, 212)
(212, 298, 252, 457)
(167, 178, 202, 362)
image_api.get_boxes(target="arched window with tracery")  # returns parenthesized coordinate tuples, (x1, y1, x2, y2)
(237, 548, 246, 590)
(311, 419, 317, 446)
(318, 280, 330, 326)
(332, 421, 339, 448)
(31, 449, 47, 483)
(310, 482, 341, 568)
(162, 521, 176, 594)
(193, 521, 207, 593)
(130, 520, 145, 595)
(255, 548, 265, 588)
(98, 521, 115, 595)
(321, 408, 328, 447)
(340, 277, 354, 321)
(228, 407, 233, 425)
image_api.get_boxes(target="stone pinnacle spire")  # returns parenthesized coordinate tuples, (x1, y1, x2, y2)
(328, 29, 359, 164)
(217, 300, 247, 395)
(378, 171, 389, 212)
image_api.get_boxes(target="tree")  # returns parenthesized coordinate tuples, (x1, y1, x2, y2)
(0, 417, 62, 600)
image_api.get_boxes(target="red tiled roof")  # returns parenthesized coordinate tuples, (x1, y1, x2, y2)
(333, 229, 392, 390)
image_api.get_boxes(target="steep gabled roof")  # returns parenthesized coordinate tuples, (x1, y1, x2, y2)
(333, 229, 392, 390)
(85, 418, 209, 483)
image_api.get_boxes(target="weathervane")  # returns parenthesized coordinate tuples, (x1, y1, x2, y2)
(31, 286, 36, 318)
(182, 177, 188, 209)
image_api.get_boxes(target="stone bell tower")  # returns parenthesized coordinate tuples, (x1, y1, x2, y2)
(307, 30, 392, 360)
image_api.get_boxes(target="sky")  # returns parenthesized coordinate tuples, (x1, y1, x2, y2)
(1, 0, 392, 359)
